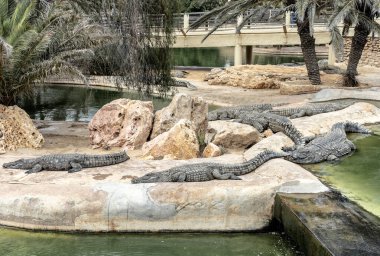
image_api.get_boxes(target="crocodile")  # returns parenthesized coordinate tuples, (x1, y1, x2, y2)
(209, 108, 305, 146)
(174, 79, 197, 90)
(283, 121, 372, 164)
(232, 112, 306, 146)
(2, 151, 129, 173)
(131, 150, 287, 183)
(268, 102, 352, 119)
(208, 104, 277, 121)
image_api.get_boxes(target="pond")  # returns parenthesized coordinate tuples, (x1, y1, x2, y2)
(307, 125, 380, 217)
(0, 228, 303, 256)
(17, 85, 172, 122)
(172, 47, 318, 67)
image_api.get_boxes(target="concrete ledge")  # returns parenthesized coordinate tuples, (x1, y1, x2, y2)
(311, 88, 380, 102)
(0, 155, 327, 232)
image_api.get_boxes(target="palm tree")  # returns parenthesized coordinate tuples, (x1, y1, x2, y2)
(329, 0, 380, 87)
(189, 0, 332, 85)
(0, 0, 106, 106)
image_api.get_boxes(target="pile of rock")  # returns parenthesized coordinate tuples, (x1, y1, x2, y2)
(0, 105, 44, 154)
(89, 93, 265, 160)
(204, 65, 308, 89)
(89, 94, 209, 160)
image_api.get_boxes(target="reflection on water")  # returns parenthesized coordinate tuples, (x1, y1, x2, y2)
(172, 47, 309, 67)
(308, 125, 380, 217)
(0, 228, 302, 256)
(17, 85, 171, 122)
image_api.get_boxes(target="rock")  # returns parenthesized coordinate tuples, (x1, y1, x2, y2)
(280, 82, 321, 95)
(142, 119, 199, 160)
(89, 99, 154, 150)
(204, 65, 308, 89)
(171, 70, 188, 78)
(207, 121, 261, 149)
(202, 143, 223, 158)
(0, 153, 328, 232)
(293, 102, 380, 137)
(312, 87, 380, 102)
(150, 93, 208, 140)
(0, 105, 44, 152)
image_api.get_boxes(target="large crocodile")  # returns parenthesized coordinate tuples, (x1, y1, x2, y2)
(132, 150, 286, 183)
(2, 151, 129, 173)
(209, 107, 305, 146)
(208, 104, 277, 121)
(283, 121, 372, 164)
(268, 102, 352, 119)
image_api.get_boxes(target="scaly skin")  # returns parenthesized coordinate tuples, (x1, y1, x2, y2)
(233, 112, 305, 146)
(268, 102, 352, 119)
(208, 104, 276, 121)
(131, 150, 287, 183)
(2, 151, 129, 173)
(284, 121, 372, 164)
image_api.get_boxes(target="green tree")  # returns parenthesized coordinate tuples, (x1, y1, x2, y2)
(189, 0, 332, 85)
(0, 0, 106, 106)
(329, 0, 380, 87)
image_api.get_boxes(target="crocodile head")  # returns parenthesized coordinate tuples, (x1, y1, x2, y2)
(2, 159, 34, 170)
(131, 171, 171, 183)
(285, 148, 322, 164)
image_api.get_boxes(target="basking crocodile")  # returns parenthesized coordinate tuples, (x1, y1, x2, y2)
(132, 150, 287, 183)
(174, 79, 197, 90)
(208, 104, 277, 121)
(268, 102, 352, 119)
(209, 107, 305, 146)
(284, 121, 372, 164)
(233, 112, 306, 146)
(2, 151, 129, 173)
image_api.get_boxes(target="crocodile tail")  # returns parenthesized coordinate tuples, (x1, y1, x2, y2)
(334, 121, 373, 134)
(83, 151, 129, 167)
(283, 123, 305, 145)
(239, 150, 288, 175)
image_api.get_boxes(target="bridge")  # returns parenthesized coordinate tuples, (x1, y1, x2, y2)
(170, 11, 334, 66)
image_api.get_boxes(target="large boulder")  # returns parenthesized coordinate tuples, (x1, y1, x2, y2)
(206, 121, 261, 149)
(0, 105, 44, 153)
(150, 93, 208, 140)
(142, 119, 199, 160)
(89, 99, 154, 150)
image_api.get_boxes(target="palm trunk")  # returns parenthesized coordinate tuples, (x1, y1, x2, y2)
(297, 19, 321, 85)
(344, 23, 370, 87)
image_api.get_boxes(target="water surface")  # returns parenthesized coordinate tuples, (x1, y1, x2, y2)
(18, 85, 171, 122)
(308, 125, 380, 217)
(0, 228, 302, 256)
(172, 47, 310, 67)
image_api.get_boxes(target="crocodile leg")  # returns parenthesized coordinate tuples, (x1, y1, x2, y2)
(26, 164, 43, 174)
(68, 162, 83, 173)
(212, 169, 241, 180)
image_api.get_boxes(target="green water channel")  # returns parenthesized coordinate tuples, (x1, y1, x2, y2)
(308, 125, 380, 217)
(17, 85, 171, 122)
(172, 47, 310, 67)
(0, 228, 302, 256)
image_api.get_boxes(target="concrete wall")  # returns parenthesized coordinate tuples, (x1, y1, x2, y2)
(343, 37, 380, 68)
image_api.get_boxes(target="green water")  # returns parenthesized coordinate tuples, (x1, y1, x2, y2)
(0, 228, 302, 256)
(308, 125, 380, 217)
(172, 47, 308, 67)
(17, 85, 171, 122)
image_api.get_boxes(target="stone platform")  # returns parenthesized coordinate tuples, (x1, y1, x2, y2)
(0, 154, 327, 232)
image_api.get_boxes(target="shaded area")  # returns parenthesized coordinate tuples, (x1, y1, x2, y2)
(0, 228, 302, 256)
(307, 125, 380, 217)
(275, 192, 380, 256)
(17, 85, 171, 122)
